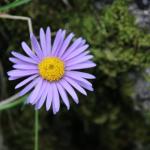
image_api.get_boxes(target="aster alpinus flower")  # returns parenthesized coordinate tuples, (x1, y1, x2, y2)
(7, 27, 96, 114)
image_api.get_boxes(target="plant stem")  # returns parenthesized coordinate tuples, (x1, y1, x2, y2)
(0, 96, 25, 111)
(0, 14, 38, 150)
(0, 94, 19, 106)
(0, 14, 33, 106)
(34, 110, 39, 150)
(0, 14, 33, 34)
(0, 0, 31, 12)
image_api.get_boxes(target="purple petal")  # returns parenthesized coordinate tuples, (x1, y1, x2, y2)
(19, 77, 40, 96)
(9, 57, 23, 64)
(13, 64, 38, 70)
(79, 39, 86, 47)
(58, 33, 74, 57)
(21, 42, 39, 62)
(59, 79, 79, 104)
(56, 82, 70, 110)
(32, 80, 48, 105)
(84, 50, 90, 55)
(51, 29, 62, 55)
(64, 76, 87, 95)
(77, 81, 94, 91)
(46, 83, 53, 111)
(66, 71, 95, 79)
(7, 70, 38, 77)
(54, 30, 66, 56)
(8, 77, 18, 80)
(9, 57, 34, 67)
(40, 28, 47, 56)
(46, 27, 51, 56)
(66, 51, 90, 63)
(65, 71, 92, 86)
(28, 78, 43, 104)
(66, 55, 93, 67)
(15, 74, 38, 89)
(66, 61, 96, 70)
(52, 83, 60, 114)
(64, 44, 89, 61)
(61, 37, 83, 59)
(35, 82, 49, 109)
(9, 57, 37, 70)
(11, 51, 38, 64)
(30, 34, 43, 59)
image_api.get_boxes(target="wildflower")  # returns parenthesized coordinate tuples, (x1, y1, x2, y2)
(7, 27, 96, 114)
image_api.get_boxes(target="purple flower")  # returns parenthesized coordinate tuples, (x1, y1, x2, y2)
(7, 27, 96, 114)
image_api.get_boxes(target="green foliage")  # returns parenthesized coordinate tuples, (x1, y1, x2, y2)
(1, 0, 150, 150)
(0, 0, 31, 12)
(67, 0, 150, 77)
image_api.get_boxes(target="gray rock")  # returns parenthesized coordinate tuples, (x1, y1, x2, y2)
(129, 3, 150, 28)
(94, 0, 114, 10)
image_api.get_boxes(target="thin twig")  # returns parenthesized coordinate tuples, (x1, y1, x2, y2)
(0, 14, 33, 106)
(0, 14, 33, 33)
(0, 13, 39, 150)
(62, 0, 72, 9)
(0, 93, 19, 106)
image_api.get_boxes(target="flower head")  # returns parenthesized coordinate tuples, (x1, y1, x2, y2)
(7, 27, 96, 114)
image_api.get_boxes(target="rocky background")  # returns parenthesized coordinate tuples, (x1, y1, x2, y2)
(1, 0, 150, 150)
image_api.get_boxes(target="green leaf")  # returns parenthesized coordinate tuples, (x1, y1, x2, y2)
(0, 0, 31, 12)
(0, 95, 27, 111)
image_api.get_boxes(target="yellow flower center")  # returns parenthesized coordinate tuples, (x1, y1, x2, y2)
(38, 57, 65, 81)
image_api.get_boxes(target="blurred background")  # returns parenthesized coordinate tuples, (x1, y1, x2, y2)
(1, 0, 150, 150)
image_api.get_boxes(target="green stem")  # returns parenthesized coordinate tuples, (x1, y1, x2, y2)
(34, 110, 39, 150)
(0, 96, 26, 111)
(0, 0, 31, 12)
